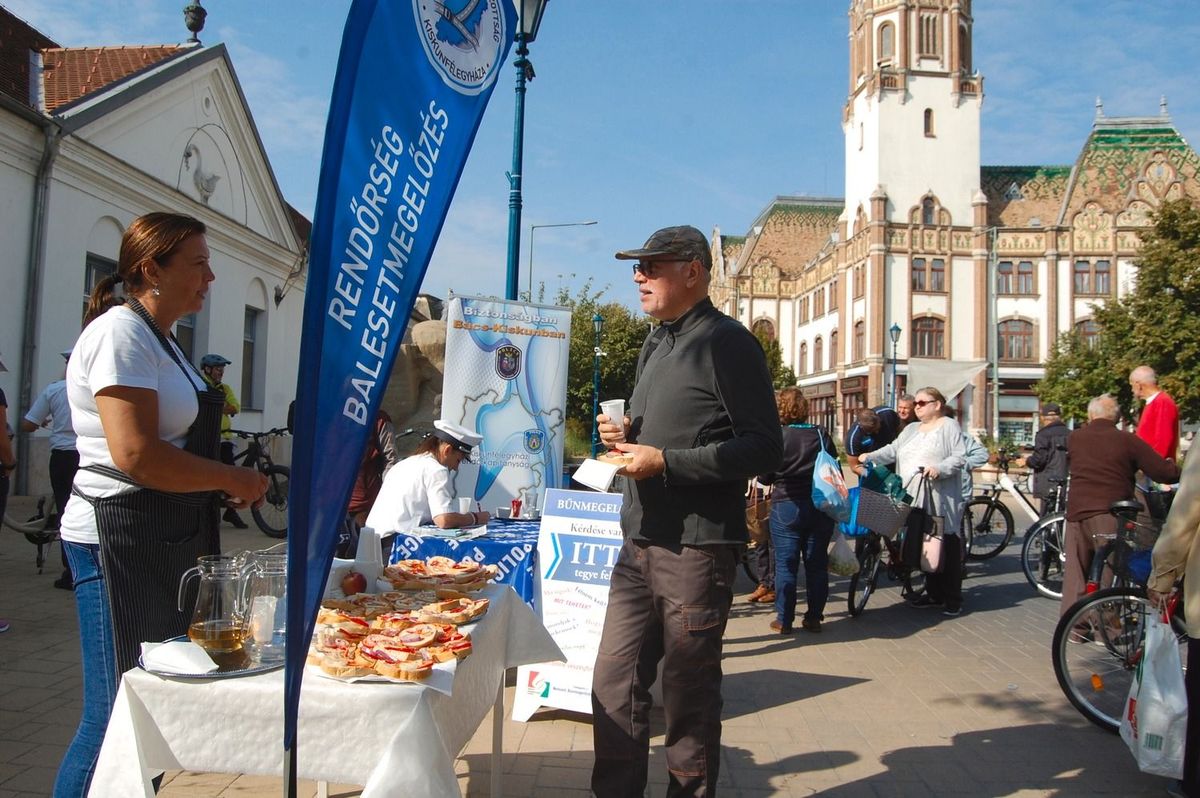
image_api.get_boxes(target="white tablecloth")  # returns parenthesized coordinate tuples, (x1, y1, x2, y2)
(89, 585, 562, 797)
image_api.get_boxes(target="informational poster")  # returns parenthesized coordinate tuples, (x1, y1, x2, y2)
(512, 488, 623, 721)
(441, 295, 571, 516)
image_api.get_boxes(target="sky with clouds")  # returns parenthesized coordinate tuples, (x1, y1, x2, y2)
(7, 0, 1198, 311)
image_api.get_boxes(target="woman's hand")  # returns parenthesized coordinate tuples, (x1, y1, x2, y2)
(924, 466, 940, 479)
(224, 466, 269, 507)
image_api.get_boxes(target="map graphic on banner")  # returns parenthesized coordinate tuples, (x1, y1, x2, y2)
(513, 488, 623, 721)
(442, 295, 571, 513)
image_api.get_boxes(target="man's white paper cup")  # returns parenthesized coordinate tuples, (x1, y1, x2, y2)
(458, 497, 472, 514)
(600, 399, 625, 421)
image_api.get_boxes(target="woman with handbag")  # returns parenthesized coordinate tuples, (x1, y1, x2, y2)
(859, 386, 967, 616)
(758, 388, 839, 634)
(54, 213, 269, 798)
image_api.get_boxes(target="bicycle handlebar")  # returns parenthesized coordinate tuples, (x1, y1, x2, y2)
(230, 427, 291, 439)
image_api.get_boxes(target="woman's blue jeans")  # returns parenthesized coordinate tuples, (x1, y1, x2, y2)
(770, 498, 834, 629)
(54, 542, 117, 798)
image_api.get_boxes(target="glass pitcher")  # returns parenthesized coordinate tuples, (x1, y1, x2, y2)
(178, 554, 249, 668)
(241, 547, 287, 665)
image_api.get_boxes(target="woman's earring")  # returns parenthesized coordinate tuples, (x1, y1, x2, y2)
(152, 284, 161, 297)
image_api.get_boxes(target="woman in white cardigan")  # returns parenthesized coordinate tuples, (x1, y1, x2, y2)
(860, 386, 968, 615)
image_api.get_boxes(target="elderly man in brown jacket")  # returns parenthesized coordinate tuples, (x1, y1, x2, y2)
(1061, 394, 1180, 615)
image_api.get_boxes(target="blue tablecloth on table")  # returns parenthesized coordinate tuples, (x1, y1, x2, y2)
(389, 520, 541, 609)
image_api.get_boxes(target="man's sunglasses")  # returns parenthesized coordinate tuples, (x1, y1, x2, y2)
(632, 259, 689, 278)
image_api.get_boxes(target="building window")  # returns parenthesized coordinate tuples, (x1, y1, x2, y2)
(799, 295, 809, 323)
(752, 318, 776, 342)
(1074, 259, 1111, 296)
(999, 319, 1035, 361)
(911, 316, 945, 358)
(924, 108, 935, 137)
(814, 337, 824, 372)
(921, 197, 935, 225)
(919, 13, 940, 56)
(911, 257, 944, 293)
(997, 260, 1013, 294)
(242, 307, 262, 409)
(878, 21, 895, 63)
(959, 22, 971, 72)
(813, 288, 825, 318)
(829, 277, 838, 311)
(1075, 319, 1100, 350)
(830, 331, 839, 367)
(175, 314, 197, 362)
(853, 265, 864, 298)
(853, 320, 865, 362)
(83, 253, 117, 322)
(1016, 261, 1034, 294)
(798, 342, 808, 376)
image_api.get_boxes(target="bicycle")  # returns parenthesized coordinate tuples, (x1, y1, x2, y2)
(3, 493, 60, 572)
(1020, 478, 1068, 599)
(229, 427, 291, 539)
(1051, 494, 1187, 733)
(961, 452, 1041, 560)
(846, 528, 925, 616)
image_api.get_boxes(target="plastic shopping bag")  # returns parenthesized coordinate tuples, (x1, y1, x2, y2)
(812, 428, 851, 522)
(827, 531, 859, 577)
(1119, 613, 1187, 779)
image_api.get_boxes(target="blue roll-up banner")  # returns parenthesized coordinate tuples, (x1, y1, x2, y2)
(285, 0, 517, 771)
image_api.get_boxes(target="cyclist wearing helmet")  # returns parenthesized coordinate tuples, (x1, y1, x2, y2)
(200, 354, 246, 528)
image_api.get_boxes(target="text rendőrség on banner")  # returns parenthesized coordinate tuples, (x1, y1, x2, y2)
(326, 101, 451, 426)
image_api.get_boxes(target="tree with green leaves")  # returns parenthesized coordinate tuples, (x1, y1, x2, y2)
(1038, 199, 1200, 423)
(532, 279, 648, 455)
(755, 331, 797, 389)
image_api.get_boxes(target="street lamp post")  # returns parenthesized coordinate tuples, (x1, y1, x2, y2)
(504, 0, 550, 301)
(889, 322, 901, 407)
(591, 312, 605, 458)
(527, 220, 597, 299)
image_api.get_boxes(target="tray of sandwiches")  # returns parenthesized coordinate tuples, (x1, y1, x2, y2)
(307, 556, 496, 690)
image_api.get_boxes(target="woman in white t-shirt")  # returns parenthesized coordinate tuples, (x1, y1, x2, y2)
(55, 213, 267, 798)
(366, 420, 490, 537)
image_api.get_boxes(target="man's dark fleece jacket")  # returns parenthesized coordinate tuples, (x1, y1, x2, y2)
(1065, 418, 1180, 522)
(622, 298, 782, 545)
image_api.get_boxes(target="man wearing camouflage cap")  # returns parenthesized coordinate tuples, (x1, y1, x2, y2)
(592, 224, 782, 797)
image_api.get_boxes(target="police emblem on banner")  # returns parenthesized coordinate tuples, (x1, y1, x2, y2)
(413, 0, 508, 96)
(496, 345, 522, 380)
(524, 429, 544, 453)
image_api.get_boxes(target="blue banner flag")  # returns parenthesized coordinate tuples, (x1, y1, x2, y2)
(285, 0, 517, 762)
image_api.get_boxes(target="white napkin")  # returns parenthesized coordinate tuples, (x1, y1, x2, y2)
(141, 640, 218, 674)
(573, 458, 621, 492)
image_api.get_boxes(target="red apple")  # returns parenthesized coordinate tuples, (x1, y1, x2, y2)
(341, 570, 368, 595)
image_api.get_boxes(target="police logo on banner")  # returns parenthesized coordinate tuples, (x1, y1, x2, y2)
(413, 0, 508, 95)
(496, 345, 522, 380)
(524, 429, 544, 453)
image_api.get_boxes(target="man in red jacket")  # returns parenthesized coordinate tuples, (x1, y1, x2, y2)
(1130, 365, 1180, 461)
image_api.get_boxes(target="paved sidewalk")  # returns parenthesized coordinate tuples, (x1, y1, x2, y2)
(0, 495, 1176, 797)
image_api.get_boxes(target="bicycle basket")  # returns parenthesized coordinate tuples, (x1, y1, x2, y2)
(855, 486, 912, 538)
(1144, 489, 1176, 522)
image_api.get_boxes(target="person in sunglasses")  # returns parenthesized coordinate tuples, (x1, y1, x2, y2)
(859, 386, 968, 615)
(592, 224, 782, 798)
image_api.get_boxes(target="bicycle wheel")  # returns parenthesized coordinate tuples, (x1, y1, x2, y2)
(1051, 587, 1183, 733)
(963, 498, 1013, 560)
(1022, 517, 1064, 599)
(252, 465, 290, 539)
(847, 537, 880, 617)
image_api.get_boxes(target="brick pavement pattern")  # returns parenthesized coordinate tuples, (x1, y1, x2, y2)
(0, 496, 1174, 796)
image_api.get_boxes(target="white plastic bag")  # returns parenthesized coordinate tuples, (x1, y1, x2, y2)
(1119, 613, 1187, 779)
(827, 531, 859, 577)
